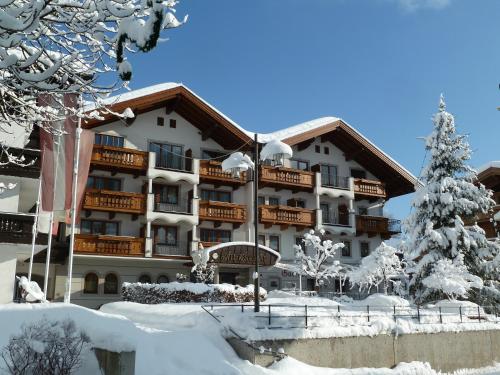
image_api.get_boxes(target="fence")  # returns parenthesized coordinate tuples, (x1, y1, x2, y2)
(201, 303, 500, 330)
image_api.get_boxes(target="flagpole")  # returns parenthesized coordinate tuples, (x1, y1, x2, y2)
(43, 127, 62, 299)
(64, 95, 82, 304)
(28, 173, 42, 281)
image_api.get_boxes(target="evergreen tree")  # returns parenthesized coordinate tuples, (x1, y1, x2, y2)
(406, 95, 500, 304)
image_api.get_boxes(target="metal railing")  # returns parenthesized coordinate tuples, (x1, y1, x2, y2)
(321, 175, 350, 189)
(388, 219, 402, 233)
(201, 303, 500, 330)
(155, 200, 192, 214)
(154, 242, 188, 256)
(322, 212, 351, 227)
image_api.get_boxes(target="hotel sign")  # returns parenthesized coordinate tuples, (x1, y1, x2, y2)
(209, 244, 279, 267)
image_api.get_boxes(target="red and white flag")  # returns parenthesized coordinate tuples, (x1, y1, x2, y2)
(39, 94, 93, 226)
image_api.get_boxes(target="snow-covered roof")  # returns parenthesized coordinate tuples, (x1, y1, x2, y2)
(477, 161, 500, 174)
(88, 82, 418, 188)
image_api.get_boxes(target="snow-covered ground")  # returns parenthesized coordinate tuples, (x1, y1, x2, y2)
(0, 294, 498, 374)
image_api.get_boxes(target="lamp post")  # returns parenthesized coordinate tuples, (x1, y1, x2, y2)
(222, 135, 292, 312)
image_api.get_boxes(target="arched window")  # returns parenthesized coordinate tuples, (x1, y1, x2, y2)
(157, 275, 169, 284)
(84, 273, 98, 294)
(104, 273, 118, 294)
(138, 274, 151, 284)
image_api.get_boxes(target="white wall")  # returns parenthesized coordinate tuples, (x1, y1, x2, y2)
(0, 257, 16, 303)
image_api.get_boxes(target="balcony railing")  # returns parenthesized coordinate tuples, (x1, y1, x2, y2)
(154, 242, 188, 257)
(321, 175, 350, 189)
(199, 160, 246, 185)
(259, 165, 314, 191)
(0, 213, 46, 244)
(198, 201, 247, 224)
(91, 145, 148, 174)
(74, 234, 145, 256)
(83, 189, 146, 215)
(354, 178, 386, 199)
(259, 205, 315, 228)
(155, 200, 192, 214)
(356, 215, 400, 237)
(154, 154, 193, 173)
(321, 212, 351, 227)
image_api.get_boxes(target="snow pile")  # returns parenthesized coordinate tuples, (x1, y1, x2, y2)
(17, 276, 45, 303)
(350, 294, 410, 309)
(122, 282, 267, 304)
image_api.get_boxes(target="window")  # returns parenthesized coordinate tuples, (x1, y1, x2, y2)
(84, 273, 98, 294)
(154, 185, 178, 204)
(149, 142, 184, 170)
(201, 189, 231, 203)
(268, 197, 280, 206)
(200, 229, 231, 243)
(342, 241, 352, 257)
(320, 203, 330, 223)
(290, 159, 310, 171)
(104, 273, 118, 294)
(86, 176, 121, 191)
(138, 274, 152, 284)
(324, 147, 330, 155)
(350, 169, 367, 179)
(360, 242, 370, 257)
(95, 134, 124, 147)
(157, 117, 164, 126)
(358, 207, 368, 216)
(257, 196, 265, 205)
(157, 275, 169, 284)
(154, 226, 177, 245)
(315, 145, 321, 153)
(320, 164, 339, 187)
(170, 119, 177, 128)
(269, 235, 280, 252)
(288, 198, 305, 208)
(258, 235, 266, 246)
(80, 220, 119, 236)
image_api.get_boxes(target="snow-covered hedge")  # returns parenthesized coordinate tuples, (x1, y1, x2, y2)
(122, 282, 267, 304)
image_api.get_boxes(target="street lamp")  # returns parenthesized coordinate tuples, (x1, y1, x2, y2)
(222, 134, 292, 312)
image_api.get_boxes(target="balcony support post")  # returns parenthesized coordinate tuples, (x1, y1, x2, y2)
(253, 133, 260, 313)
(145, 220, 152, 257)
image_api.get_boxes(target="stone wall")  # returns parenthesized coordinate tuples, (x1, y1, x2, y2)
(228, 329, 500, 372)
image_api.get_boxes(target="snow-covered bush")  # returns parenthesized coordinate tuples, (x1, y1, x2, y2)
(122, 282, 267, 304)
(1, 318, 90, 375)
(349, 242, 403, 295)
(405, 96, 500, 304)
(17, 276, 46, 303)
(293, 229, 345, 291)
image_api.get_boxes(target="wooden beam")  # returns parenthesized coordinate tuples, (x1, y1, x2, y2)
(201, 123, 220, 141)
(344, 147, 366, 162)
(165, 95, 181, 114)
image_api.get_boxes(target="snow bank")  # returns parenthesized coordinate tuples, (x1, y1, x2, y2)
(351, 294, 410, 309)
(122, 281, 267, 304)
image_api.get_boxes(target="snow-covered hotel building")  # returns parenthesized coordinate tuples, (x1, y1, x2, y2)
(5, 83, 417, 307)
(473, 162, 500, 239)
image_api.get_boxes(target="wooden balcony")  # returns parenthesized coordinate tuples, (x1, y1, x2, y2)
(91, 145, 148, 175)
(356, 215, 400, 239)
(354, 178, 387, 200)
(199, 160, 246, 186)
(259, 205, 315, 230)
(0, 213, 47, 244)
(198, 200, 247, 226)
(74, 234, 145, 257)
(259, 165, 314, 192)
(83, 189, 146, 216)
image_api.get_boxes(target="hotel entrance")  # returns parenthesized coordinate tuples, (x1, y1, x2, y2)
(218, 268, 250, 286)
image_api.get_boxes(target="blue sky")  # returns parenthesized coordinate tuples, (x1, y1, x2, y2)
(125, 0, 500, 219)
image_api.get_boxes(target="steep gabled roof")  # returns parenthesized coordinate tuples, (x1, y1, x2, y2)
(477, 161, 500, 191)
(85, 83, 418, 198)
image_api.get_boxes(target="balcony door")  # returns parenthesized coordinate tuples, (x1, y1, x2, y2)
(320, 164, 338, 187)
(154, 185, 179, 212)
(149, 142, 184, 170)
(338, 204, 349, 226)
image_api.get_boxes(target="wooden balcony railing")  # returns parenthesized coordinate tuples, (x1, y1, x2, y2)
(259, 165, 314, 192)
(74, 234, 145, 256)
(259, 205, 315, 229)
(91, 145, 148, 174)
(83, 189, 146, 215)
(0, 213, 46, 244)
(198, 201, 247, 224)
(356, 215, 400, 238)
(353, 178, 386, 199)
(199, 160, 246, 186)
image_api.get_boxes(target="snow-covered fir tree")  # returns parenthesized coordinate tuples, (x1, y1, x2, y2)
(293, 229, 345, 291)
(348, 242, 403, 295)
(406, 95, 500, 304)
(191, 248, 216, 284)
